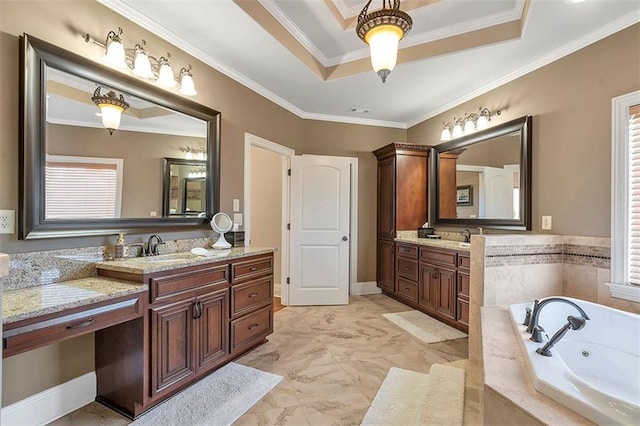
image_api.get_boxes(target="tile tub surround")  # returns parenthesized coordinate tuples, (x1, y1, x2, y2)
(2, 277, 147, 324)
(93, 246, 275, 274)
(0, 237, 215, 291)
(481, 305, 594, 425)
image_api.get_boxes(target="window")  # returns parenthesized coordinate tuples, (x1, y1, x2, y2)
(45, 155, 123, 219)
(610, 90, 640, 302)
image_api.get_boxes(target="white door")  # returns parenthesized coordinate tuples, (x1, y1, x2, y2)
(289, 155, 351, 305)
(483, 166, 514, 218)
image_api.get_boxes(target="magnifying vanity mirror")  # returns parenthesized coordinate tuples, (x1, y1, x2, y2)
(210, 212, 233, 249)
(19, 34, 221, 239)
(430, 116, 532, 230)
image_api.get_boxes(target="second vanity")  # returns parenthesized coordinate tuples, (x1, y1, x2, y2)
(2, 247, 274, 419)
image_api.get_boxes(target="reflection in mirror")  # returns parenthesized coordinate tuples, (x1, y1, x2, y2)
(46, 68, 207, 220)
(439, 133, 521, 220)
(431, 116, 532, 230)
(162, 158, 207, 217)
(20, 34, 221, 239)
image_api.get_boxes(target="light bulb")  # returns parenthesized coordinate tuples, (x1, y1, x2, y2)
(365, 25, 402, 83)
(133, 48, 154, 79)
(157, 62, 176, 87)
(440, 128, 451, 141)
(179, 71, 197, 96)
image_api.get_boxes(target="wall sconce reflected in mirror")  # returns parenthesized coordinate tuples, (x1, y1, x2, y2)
(440, 107, 501, 140)
(83, 28, 197, 96)
(91, 87, 129, 135)
(181, 146, 206, 160)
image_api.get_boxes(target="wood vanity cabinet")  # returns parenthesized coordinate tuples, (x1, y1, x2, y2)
(95, 252, 273, 419)
(387, 242, 469, 333)
(373, 143, 431, 292)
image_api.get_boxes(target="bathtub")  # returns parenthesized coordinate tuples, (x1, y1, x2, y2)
(508, 297, 640, 425)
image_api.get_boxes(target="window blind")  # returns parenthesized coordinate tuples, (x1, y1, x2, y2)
(45, 160, 120, 219)
(628, 104, 640, 285)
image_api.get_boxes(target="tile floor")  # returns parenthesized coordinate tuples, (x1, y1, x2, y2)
(50, 294, 481, 425)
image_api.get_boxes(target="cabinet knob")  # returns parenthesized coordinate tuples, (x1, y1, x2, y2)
(248, 292, 259, 298)
(248, 323, 259, 330)
(249, 266, 258, 272)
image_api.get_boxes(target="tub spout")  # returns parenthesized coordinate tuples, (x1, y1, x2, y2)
(536, 315, 587, 357)
(526, 297, 590, 342)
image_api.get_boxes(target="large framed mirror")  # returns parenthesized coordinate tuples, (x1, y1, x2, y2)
(19, 34, 221, 239)
(430, 116, 532, 230)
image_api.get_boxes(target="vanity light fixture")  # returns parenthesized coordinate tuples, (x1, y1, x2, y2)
(91, 87, 129, 135)
(181, 146, 206, 160)
(440, 107, 501, 140)
(356, 0, 412, 83)
(83, 28, 197, 96)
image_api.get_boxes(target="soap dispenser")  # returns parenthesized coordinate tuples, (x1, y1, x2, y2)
(114, 233, 128, 260)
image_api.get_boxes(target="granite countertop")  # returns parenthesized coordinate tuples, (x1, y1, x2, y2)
(481, 305, 593, 425)
(3, 277, 148, 325)
(93, 246, 275, 274)
(394, 236, 471, 252)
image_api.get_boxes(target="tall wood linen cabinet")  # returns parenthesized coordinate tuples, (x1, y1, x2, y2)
(373, 143, 431, 294)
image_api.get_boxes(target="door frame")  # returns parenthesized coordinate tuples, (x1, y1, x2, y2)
(244, 136, 359, 305)
(244, 133, 294, 305)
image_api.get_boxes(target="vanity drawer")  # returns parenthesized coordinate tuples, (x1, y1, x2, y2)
(396, 277, 418, 303)
(150, 264, 229, 303)
(231, 255, 273, 283)
(420, 247, 457, 267)
(396, 243, 418, 259)
(458, 254, 470, 270)
(231, 305, 273, 353)
(457, 299, 469, 326)
(396, 257, 418, 281)
(231, 277, 272, 318)
(458, 271, 470, 299)
(3, 295, 142, 358)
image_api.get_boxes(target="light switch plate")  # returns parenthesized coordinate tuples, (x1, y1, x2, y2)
(541, 215, 552, 230)
(233, 213, 243, 227)
(0, 210, 16, 234)
(233, 199, 240, 212)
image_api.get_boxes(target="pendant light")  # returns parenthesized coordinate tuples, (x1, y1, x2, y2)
(91, 87, 130, 135)
(356, 0, 412, 83)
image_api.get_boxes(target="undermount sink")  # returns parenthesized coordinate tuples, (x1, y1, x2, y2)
(137, 254, 196, 263)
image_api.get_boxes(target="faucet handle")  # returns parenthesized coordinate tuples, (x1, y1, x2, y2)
(530, 325, 546, 343)
(522, 307, 532, 326)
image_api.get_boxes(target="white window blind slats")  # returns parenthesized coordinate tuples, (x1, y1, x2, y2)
(628, 105, 640, 285)
(45, 159, 121, 220)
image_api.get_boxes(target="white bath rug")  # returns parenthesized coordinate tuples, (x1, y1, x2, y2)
(362, 364, 465, 426)
(130, 362, 282, 426)
(383, 310, 467, 344)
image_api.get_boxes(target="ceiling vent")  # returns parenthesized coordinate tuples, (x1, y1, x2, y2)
(349, 107, 371, 114)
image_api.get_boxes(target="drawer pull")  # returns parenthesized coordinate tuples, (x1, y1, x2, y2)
(248, 323, 260, 330)
(248, 293, 259, 298)
(403, 267, 409, 271)
(66, 318, 95, 329)
(249, 266, 259, 272)
(404, 287, 411, 292)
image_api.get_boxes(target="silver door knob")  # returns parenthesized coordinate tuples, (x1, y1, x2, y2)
(342, 236, 348, 241)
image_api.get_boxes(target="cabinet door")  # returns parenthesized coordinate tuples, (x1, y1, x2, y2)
(395, 154, 428, 231)
(150, 299, 196, 396)
(377, 240, 395, 292)
(435, 267, 457, 320)
(377, 157, 396, 239)
(196, 289, 229, 372)
(418, 263, 436, 312)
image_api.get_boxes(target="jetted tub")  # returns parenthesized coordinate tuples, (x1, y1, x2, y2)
(508, 297, 640, 425)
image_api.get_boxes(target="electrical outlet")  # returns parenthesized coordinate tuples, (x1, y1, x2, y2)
(233, 213, 243, 227)
(0, 210, 16, 234)
(233, 199, 240, 212)
(542, 215, 552, 230)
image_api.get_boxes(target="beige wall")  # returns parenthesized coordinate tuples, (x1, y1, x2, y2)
(409, 24, 640, 236)
(250, 146, 283, 287)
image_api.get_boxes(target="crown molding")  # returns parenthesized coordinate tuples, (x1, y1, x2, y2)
(300, 111, 407, 129)
(406, 9, 640, 128)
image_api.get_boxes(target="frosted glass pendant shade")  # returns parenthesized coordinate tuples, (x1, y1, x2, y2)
(452, 123, 463, 138)
(366, 25, 402, 82)
(133, 49, 154, 79)
(441, 128, 451, 141)
(105, 39, 126, 68)
(157, 62, 176, 87)
(179, 72, 197, 96)
(464, 119, 476, 133)
(98, 103, 125, 135)
(476, 115, 489, 129)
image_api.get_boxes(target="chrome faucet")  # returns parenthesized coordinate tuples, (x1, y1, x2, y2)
(536, 315, 587, 357)
(461, 229, 471, 243)
(145, 234, 165, 256)
(525, 297, 590, 342)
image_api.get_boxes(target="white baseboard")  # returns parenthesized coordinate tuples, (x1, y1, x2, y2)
(274, 282, 281, 297)
(1, 372, 96, 426)
(353, 281, 382, 295)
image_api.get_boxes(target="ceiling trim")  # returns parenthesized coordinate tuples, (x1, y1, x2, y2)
(405, 9, 640, 128)
(239, 0, 531, 80)
(327, 0, 440, 31)
(301, 112, 407, 129)
(47, 117, 207, 137)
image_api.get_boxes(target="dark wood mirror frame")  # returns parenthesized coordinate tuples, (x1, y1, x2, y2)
(162, 158, 208, 217)
(19, 34, 221, 239)
(430, 115, 533, 230)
